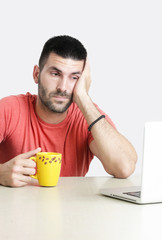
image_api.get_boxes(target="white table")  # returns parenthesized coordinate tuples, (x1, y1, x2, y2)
(0, 176, 162, 240)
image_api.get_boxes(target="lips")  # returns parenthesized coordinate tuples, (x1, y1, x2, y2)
(52, 95, 68, 101)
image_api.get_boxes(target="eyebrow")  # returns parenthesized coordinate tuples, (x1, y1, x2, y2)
(48, 66, 82, 75)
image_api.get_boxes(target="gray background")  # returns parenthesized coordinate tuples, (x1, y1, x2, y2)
(0, 0, 162, 176)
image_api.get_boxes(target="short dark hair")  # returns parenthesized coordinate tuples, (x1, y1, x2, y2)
(39, 35, 87, 71)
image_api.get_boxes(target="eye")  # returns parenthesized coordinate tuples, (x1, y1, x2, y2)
(51, 72, 59, 77)
(72, 76, 79, 80)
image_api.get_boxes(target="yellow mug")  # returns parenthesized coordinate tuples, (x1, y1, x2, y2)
(30, 152, 62, 187)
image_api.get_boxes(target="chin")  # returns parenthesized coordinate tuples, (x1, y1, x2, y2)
(50, 102, 72, 113)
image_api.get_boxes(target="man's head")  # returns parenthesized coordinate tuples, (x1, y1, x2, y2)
(33, 35, 87, 114)
(39, 35, 87, 72)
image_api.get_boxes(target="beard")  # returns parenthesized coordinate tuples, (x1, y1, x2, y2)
(38, 78, 73, 113)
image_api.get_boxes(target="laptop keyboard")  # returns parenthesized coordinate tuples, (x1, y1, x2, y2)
(123, 191, 141, 198)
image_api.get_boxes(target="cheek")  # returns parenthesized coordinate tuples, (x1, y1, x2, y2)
(41, 75, 57, 89)
(68, 80, 77, 93)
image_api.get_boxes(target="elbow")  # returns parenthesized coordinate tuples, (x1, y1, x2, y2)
(115, 164, 136, 179)
(119, 149, 138, 178)
(105, 152, 138, 179)
(116, 155, 137, 179)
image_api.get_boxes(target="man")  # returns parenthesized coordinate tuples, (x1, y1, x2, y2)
(0, 35, 137, 187)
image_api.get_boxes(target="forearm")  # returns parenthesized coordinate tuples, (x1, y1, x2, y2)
(75, 93, 137, 178)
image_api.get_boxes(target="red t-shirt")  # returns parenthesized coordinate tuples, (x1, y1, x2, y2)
(0, 93, 115, 176)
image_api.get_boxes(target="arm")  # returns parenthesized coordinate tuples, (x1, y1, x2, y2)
(0, 148, 40, 187)
(73, 60, 137, 178)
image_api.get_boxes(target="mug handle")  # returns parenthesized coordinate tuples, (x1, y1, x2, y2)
(30, 156, 38, 179)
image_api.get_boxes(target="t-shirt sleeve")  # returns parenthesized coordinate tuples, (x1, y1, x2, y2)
(0, 96, 20, 143)
(88, 103, 116, 146)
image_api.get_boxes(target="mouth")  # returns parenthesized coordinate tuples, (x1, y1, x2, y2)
(52, 95, 69, 101)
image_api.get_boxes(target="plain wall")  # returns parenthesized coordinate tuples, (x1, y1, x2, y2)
(0, 0, 162, 176)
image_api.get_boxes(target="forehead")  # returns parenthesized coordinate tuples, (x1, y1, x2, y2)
(43, 52, 84, 73)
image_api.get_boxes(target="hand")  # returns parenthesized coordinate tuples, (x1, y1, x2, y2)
(0, 148, 41, 187)
(73, 58, 91, 104)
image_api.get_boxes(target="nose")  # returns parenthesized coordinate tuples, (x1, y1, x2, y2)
(56, 77, 67, 92)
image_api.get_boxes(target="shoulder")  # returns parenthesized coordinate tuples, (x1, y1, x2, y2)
(0, 95, 20, 112)
(14, 92, 37, 107)
(0, 93, 36, 112)
(0, 93, 31, 104)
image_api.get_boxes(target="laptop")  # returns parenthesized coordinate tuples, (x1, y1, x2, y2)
(100, 121, 162, 204)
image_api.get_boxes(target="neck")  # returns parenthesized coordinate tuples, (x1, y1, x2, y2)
(35, 98, 68, 124)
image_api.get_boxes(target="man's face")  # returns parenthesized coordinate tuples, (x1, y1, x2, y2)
(38, 53, 84, 113)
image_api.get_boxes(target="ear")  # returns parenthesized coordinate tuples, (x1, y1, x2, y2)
(33, 65, 40, 84)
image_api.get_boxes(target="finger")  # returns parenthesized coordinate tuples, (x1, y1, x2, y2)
(19, 159, 37, 168)
(82, 61, 90, 79)
(20, 147, 41, 159)
(84, 57, 90, 71)
(17, 174, 32, 185)
(85, 57, 90, 68)
(9, 174, 29, 187)
(21, 166, 36, 176)
(11, 180, 28, 188)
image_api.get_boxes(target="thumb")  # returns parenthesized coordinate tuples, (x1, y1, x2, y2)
(20, 147, 41, 159)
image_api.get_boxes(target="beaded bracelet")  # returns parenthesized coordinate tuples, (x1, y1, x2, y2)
(88, 115, 105, 131)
